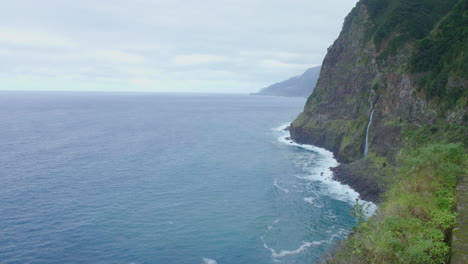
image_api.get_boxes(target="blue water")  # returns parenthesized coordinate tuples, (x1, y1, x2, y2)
(0, 92, 362, 264)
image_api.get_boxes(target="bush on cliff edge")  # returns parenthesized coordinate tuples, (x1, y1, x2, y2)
(332, 143, 466, 264)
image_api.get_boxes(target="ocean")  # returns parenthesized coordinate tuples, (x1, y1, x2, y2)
(0, 92, 373, 264)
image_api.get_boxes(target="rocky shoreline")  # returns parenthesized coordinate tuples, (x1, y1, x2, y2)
(331, 162, 383, 204)
(285, 126, 383, 203)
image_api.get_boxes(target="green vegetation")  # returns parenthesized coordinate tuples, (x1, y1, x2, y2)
(331, 143, 466, 264)
(343, 4, 360, 32)
(292, 113, 369, 162)
(362, 0, 458, 54)
(409, 0, 468, 105)
(328, 122, 467, 263)
(360, 0, 467, 107)
(403, 124, 468, 150)
(305, 1, 468, 262)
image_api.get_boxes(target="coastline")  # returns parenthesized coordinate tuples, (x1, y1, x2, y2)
(276, 123, 377, 212)
(288, 123, 384, 203)
(330, 163, 383, 203)
(260, 122, 378, 262)
(277, 122, 385, 263)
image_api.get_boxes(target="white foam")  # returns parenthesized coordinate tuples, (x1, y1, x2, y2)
(327, 228, 351, 244)
(275, 123, 377, 214)
(303, 197, 323, 208)
(267, 218, 280, 231)
(273, 179, 289, 193)
(261, 225, 352, 260)
(273, 123, 291, 132)
(263, 240, 320, 258)
(202, 257, 217, 264)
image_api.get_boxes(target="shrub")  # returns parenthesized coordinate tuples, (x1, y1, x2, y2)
(342, 143, 466, 264)
(410, 0, 468, 105)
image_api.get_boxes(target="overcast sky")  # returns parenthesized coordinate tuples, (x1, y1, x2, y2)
(0, 0, 358, 93)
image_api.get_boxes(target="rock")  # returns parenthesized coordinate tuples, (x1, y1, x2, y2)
(290, 1, 465, 165)
(331, 159, 388, 203)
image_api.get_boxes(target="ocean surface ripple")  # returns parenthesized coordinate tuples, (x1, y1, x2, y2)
(0, 92, 373, 264)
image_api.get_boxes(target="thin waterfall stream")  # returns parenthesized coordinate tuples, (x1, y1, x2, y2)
(364, 109, 375, 157)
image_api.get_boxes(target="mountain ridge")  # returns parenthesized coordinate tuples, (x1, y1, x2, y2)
(254, 66, 321, 97)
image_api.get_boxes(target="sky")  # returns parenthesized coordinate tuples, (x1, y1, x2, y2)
(0, 0, 358, 94)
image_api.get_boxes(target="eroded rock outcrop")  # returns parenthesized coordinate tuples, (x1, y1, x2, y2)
(290, 0, 467, 197)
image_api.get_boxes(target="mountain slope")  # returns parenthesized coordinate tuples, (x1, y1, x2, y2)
(254, 66, 321, 97)
(291, 0, 466, 164)
(287, 0, 467, 263)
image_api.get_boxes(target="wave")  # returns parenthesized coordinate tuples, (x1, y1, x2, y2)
(303, 197, 323, 208)
(274, 123, 377, 215)
(262, 239, 321, 258)
(202, 257, 217, 264)
(272, 123, 291, 132)
(262, 224, 353, 260)
(326, 228, 352, 244)
(273, 179, 289, 193)
(267, 218, 280, 231)
(262, 122, 378, 260)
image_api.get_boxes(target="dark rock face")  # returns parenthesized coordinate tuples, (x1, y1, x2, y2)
(291, 2, 465, 161)
(255, 66, 321, 98)
(291, 4, 379, 163)
(290, 1, 466, 199)
(331, 159, 387, 203)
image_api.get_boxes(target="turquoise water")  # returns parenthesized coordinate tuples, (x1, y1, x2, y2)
(0, 92, 367, 264)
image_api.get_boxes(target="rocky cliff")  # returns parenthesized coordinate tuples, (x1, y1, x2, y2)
(290, 0, 467, 188)
(254, 66, 321, 97)
(289, 1, 467, 262)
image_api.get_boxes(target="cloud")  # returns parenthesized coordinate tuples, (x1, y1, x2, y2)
(130, 78, 158, 86)
(0, 0, 359, 93)
(261, 59, 316, 69)
(96, 50, 146, 63)
(0, 48, 11, 56)
(240, 51, 303, 60)
(0, 27, 73, 48)
(172, 54, 228, 66)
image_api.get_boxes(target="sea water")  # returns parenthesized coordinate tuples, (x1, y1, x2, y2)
(0, 92, 374, 264)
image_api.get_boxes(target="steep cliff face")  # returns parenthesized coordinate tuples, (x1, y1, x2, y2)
(293, 1, 468, 262)
(290, 0, 467, 165)
(290, 4, 379, 163)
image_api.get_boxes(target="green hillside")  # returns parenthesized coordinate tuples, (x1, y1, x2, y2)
(289, 0, 467, 263)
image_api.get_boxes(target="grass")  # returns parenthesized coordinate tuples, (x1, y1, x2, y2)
(317, 1, 467, 262)
(403, 124, 468, 150)
(329, 143, 466, 264)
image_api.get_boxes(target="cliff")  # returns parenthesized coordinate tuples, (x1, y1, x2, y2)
(287, 0, 467, 263)
(291, 0, 466, 165)
(254, 66, 321, 97)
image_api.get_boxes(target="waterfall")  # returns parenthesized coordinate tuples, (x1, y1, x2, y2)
(364, 109, 375, 157)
